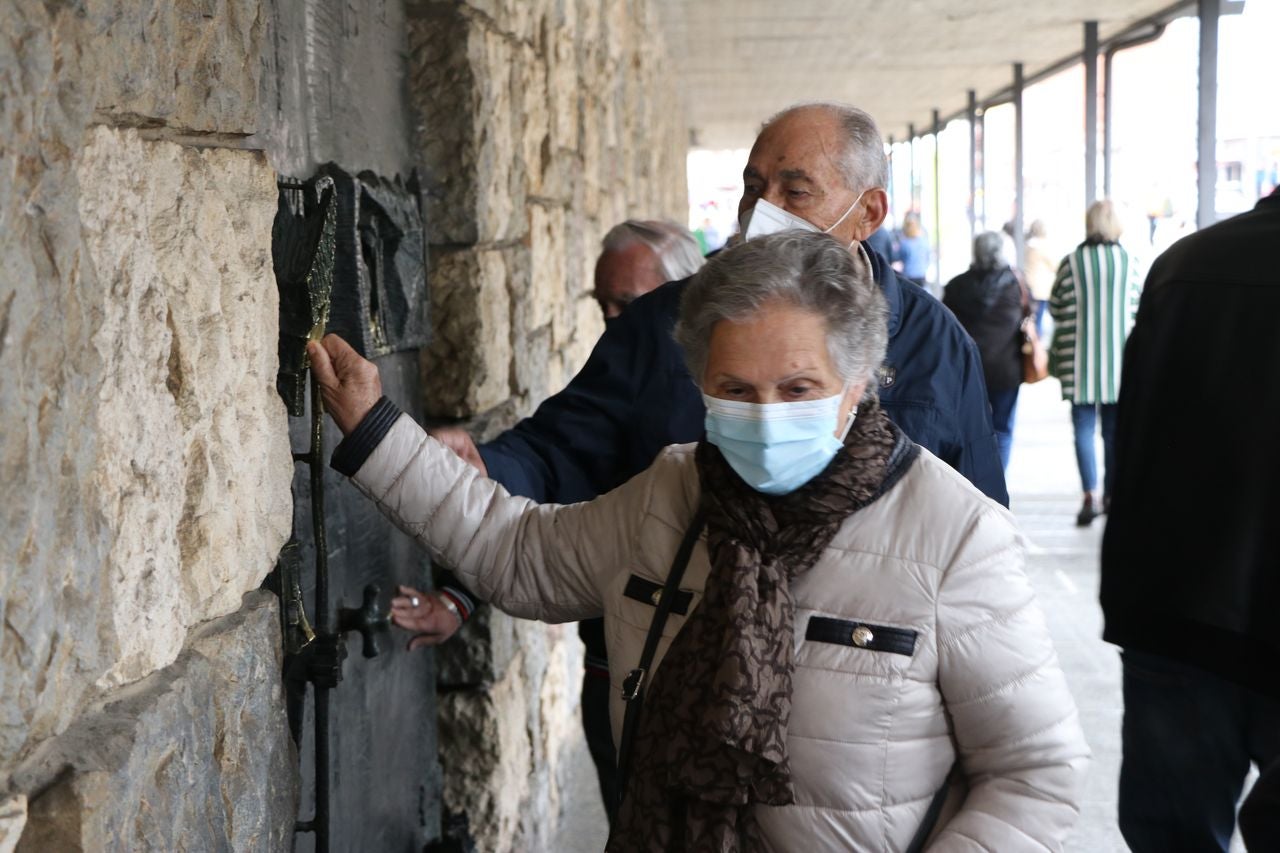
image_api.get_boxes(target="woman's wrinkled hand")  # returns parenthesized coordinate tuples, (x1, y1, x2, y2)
(389, 585, 464, 651)
(306, 334, 382, 436)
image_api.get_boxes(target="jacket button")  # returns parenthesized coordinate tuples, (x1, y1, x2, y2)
(851, 626, 874, 647)
(650, 589, 662, 606)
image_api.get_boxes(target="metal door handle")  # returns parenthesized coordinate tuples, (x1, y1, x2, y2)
(338, 584, 390, 658)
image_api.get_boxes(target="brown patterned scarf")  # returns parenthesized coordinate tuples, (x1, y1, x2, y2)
(607, 401, 905, 853)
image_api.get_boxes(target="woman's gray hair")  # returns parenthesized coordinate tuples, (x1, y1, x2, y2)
(972, 231, 1006, 272)
(674, 231, 888, 393)
(601, 220, 705, 282)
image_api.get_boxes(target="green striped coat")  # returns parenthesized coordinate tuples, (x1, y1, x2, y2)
(1048, 241, 1142, 404)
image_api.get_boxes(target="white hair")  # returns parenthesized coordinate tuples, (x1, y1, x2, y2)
(600, 220, 705, 281)
(763, 102, 889, 192)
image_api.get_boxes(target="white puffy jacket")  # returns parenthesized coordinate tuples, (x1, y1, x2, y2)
(350, 414, 1090, 852)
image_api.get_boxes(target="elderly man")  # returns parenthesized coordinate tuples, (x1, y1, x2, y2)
(593, 220, 704, 319)
(434, 103, 1004, 503)
(398, 102, 1005, 819)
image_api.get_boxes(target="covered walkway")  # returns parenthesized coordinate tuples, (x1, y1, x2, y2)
(5, 1, 1272, 849)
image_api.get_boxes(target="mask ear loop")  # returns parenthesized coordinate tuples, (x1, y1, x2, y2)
(853, 240, 876, 275)
(823, 190, 866, 236)
(836, 380, 858, 443)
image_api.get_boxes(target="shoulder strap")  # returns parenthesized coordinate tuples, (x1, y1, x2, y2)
(613, 506, 707, 812)
(905, 762, 958, 853)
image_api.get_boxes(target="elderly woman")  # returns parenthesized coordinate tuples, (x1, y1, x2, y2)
(310, 232, 1088, 852)
(1049, 200, 1142, 526)
(943, 231, 1027, 470)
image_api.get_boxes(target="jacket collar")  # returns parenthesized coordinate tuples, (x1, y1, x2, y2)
(861, 244, 903, 339)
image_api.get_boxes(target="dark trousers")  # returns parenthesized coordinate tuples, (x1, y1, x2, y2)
(1119, 649, 1280, 853)
(1070, 402, 1117, 495)
(581, 671, 618, 824)
(988, 387, 1019, 471)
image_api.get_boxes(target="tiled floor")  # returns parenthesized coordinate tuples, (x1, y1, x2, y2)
(1006, 379, 1127, 852)
(1007, 379, 1252, 853)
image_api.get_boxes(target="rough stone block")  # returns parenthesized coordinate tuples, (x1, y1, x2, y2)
(435, 604, 541, 689)
(527, 203, 568, 331)
(551, 226, 600, 354)
(580, 91, 603, 219)
(546, 27, 579, 155)
(511, 325, 551, 404)
(518, 43, 551, 197)
(423, 246, 518, 417)
(409, 5, 526, 245)
(437, 619, 583, 853)
(86, 0, 264, 133)
(565, 297, 605, 379)
(438, 653, 532, 853)
(14, 592, 297, 853)
(0, 796, 25, 853)
(0, 126, 292, 767)
(460, 0, 537, 43)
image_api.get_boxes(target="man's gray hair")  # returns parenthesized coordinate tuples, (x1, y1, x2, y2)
(764, 102, 889, 193)
(972, 231, 1006, 272)
(674, 231, 888, 393)
(601, 220, 705, 282)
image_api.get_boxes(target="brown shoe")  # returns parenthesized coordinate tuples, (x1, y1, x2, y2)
(1076, 494, 1099, 527)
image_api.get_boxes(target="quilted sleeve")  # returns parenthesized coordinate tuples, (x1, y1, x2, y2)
(927, 508, 1091, 852)
(347, 412, 658, 624)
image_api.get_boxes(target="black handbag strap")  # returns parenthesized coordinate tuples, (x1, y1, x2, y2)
(905, 762, 957, 853)
(613, 506, 707, 812)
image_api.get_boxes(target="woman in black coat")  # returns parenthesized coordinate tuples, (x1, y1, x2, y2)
(943, 231, 1026, 470)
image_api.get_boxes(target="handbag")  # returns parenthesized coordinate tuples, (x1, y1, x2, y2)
(1021, 318, 1049, 384)
(1014, 271, 1049, 384)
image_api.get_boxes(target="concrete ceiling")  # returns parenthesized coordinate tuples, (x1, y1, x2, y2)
(653, 0, 1189, 148)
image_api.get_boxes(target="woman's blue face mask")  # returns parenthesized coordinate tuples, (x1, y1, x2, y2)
(702, 387, 856, 495)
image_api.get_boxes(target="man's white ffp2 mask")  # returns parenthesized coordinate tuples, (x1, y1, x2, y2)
(738, 193, 865, 242)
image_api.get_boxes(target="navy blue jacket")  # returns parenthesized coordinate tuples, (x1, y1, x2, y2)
(480, 248, 1007, 506)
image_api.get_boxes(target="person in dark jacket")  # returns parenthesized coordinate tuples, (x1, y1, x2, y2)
(419, 102, 1007, 821)
(943, 231, 1026, 470)
(1100, 188, 1280, 853)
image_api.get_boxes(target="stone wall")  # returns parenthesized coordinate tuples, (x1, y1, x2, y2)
(406, 0, 688, 849)
(410, 0, 689, 421)
(1, 0, 689, 848)
(0, 1, 296, 846)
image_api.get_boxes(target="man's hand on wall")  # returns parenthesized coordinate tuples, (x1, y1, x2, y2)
(307, 335, 383, 435)
(390, 585, 464, 650)
(427, 427, 488, 477)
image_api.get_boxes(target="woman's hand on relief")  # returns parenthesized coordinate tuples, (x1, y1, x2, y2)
(306, 334, 383, 436)
(390, 585, 464, 651)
